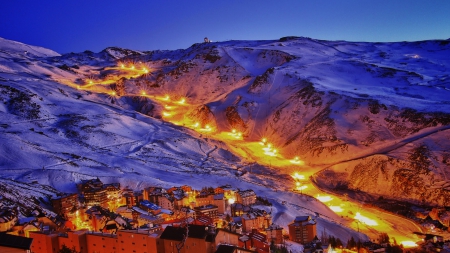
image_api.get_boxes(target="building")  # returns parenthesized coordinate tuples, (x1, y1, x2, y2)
(159, 194, 175, 210)
(139, 200, 162, 215)
(236, 190, 256, 206)
(0, 233, 33, 253)
(159, 224, 216, 253)
(194, 205, 219, 220)
(213, 194, 226, 214)
(30, 228, 162, 253)
(288, 216, 317, 244)
(241, 214, 267, 233)
(30, 230, 88, 253)
(242, 230, 269, 252)
(193, 216, 214, 226)
(29, 231, 59, 253)
(215, 229, 241, 246)
(0, 208, 18, 232)
(123, 192, 144, 208)
(196, 193, 215, 207)
(51, 193, 79, 217)
(215, 244, 256, 253)
(265, 224, 284, 244)
(143, 187, 165, 204)
(78, 178, 108, 208)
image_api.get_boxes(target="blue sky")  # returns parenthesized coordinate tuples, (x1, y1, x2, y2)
(1, 0, 449, 53)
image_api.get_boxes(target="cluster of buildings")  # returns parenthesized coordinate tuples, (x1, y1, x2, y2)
(0, 178, 320, 253)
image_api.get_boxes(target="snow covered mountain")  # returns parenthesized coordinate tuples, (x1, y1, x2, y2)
(118, 36, 450, 206)
(1, 36, 449, 243)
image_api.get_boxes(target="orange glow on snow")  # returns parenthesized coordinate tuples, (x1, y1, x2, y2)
(355, 212, 378, 226)
(400, 241, 418, 248)
(329, 206, 344, 212)
(57, 58, 422, 245)
(317, 195, 333, 202)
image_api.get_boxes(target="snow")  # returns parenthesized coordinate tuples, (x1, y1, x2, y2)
(0, 37, 60, 57)
(1, 36, 449, 248)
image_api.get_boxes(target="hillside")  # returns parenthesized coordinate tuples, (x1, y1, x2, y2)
(1, 36, 450, 244)
(120, 37, 450, 206)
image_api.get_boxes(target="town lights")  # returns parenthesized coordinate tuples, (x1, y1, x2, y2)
(293, 173, 305, 180)
(290, 156, 304, 165)
(193, 122, 199, 128)
(111, 91, 116, 96)
(163, 95, 170, 101)
(121, 64, 125, 69)
(228, 198, 235, 204)
(259, 138, 267, 145)
(141, 91, 146, 96)
(162, 111, 172, 117)
(131, 65, 135, 70)
(228, 129, 243, 139)
(177, 98, 186, 104)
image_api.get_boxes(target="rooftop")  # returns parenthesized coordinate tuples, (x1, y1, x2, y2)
(0, 233, 33, 250)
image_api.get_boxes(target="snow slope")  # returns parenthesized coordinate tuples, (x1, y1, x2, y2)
(123, 37, 450, 206)
(0, 37, 366, 244)
(2, 36, 450, 245)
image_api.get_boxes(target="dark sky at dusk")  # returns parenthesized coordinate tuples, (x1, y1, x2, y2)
(1, 0, 449, 54)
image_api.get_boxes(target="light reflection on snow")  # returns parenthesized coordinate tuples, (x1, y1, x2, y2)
(317, 195, 333, 202)
(329, 206, 343, 212)
(400, 241, 418, 248)
(355, 212, 378, 226)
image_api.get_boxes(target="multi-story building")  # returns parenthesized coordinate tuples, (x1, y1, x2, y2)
(51, 193, 78, 217)
(244, 230, 269, 253)
(214, 244, 256, 253)
(0, 233, 33, 253)
(241, 213, 268, 233)
(0, 208, 18, 232)
(213, 194, 226, 214)
(193, 205, 219, 220)
(123, 192, 144, 208)
(104, 183, 121, 202)
(236, 190, 256, 206)
(30, 229, 163, 253)
(196, 193, 214, 207)
(159, 194, 175, 210)
(159, 224, 216, 253)
(78, 178, 109, 208)
(30, 230, 88, 253)
(288, 216, 317, 244)
(265, 224, 284, 244)
(215, 229, 241, 246)
(143, 187, 165, 205)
